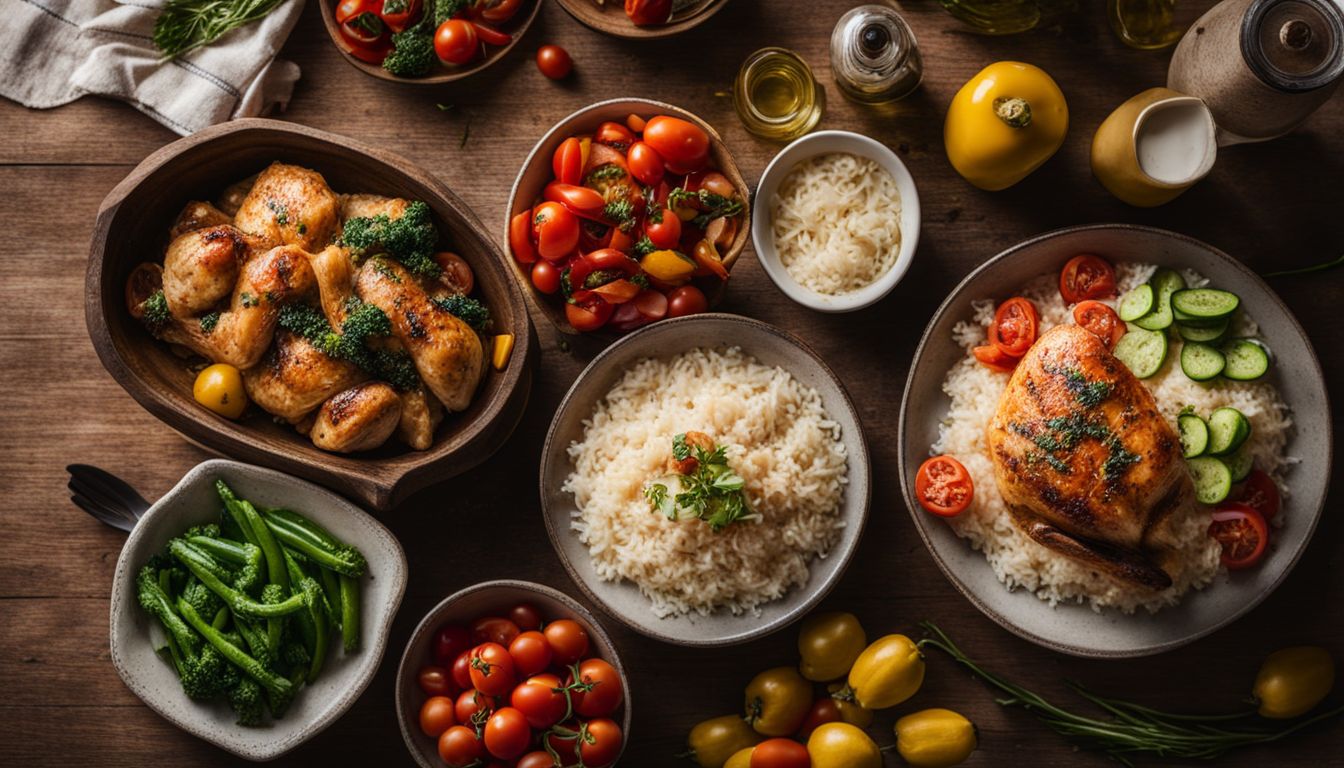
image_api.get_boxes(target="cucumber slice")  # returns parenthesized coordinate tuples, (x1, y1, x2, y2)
(1171, 288, 1240, 324)
(1222, 446, 1254, 482)
(1117, 284, 1155, 322)
(1222, 339, 1270, 381)
(1206, 406, 1251, 455)
(1188, 456, 1232, 505)
(1177, 413, 1209, 458)
(1180, 342, 1226, 381)
(1133, 269, 1185, 331)
(1112, 325, 1168, 379)
(1177, 319, 1229, 344)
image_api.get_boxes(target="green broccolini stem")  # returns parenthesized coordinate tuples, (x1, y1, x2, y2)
(339, 574, 360, 654)
(261, 507, 367, 578)
(319, 566, 343, 631)
(282, 549, 328, 684)
(178, 598, 294, 701)
(170, 539, 305, 619)
(218, 480, 289, 592)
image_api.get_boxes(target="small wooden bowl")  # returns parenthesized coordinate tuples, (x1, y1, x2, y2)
(556, 0, 731, 38)
(86, 118, 535, 512)
(503, 97, 752, 337)
(318, 0, 541, 84)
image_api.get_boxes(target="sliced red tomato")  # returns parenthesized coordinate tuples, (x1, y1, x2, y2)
(579, 218, 614, 252)
(470, 0, 523, 24)
(609, 226, 635, 253)
(1209, 502, 1269, 569)
(336, 0, 374, 23)
(377, 0, 422, 32)
(338, 20, 391, 62)
(989, 297, 1039, 358)
(592, 279, 641, 304)
(566, 300, 614, 332)
(1073, 300, 1125, 348)
(594, 121, 636, 150)
(583, 142, 628, 176)
(1234, 469, 1281, 521)
(973, 344, 1019, 373)
(544, 182, 607, 220)
(553, 137, 584, 186)
(508, 209, 537, 264)
(1060, 254, 1118, 304)
(915, 455, 974, 517)
(567, 248, 640, 294)
(633, 289, 668, 320)
(470, 20, 511, 47)
(626, 0, 673, 26)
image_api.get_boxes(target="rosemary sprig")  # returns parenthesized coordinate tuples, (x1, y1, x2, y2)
(917, 621, 1344, 767)
(153, 0, 287, 60)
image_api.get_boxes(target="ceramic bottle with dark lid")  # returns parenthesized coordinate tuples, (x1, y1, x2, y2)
(1168, 0, 1344, 143)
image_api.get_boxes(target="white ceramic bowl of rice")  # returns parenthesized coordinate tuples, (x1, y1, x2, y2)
(753, 130, 920, 313)
(899, 225, 1331, 658)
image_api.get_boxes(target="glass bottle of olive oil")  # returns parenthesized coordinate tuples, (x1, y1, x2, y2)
(1109, 0, 1188, 49)
(733, 48, 825, 141)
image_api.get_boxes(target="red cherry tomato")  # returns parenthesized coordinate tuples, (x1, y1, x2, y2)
(434, 624, 473, 666)
(377, 0, 422, 32)
(667, 285, 708, 318)
(972, 343, 1019, 373)
(644, 206, 681, 250)
(418, 665, 456, 697)
(336, 0, 376, 23)
(419, 695, 457, 738)
(531, 260, 561, 294)
(1073, 300, 1125, 349)
(483, 707, 530, 760)
(594, 121, 636, 150)
(989, 297, 1040, 358)
(625, 0, 673, 26)
(1234, 469, 1281, 521)
(1209, 502, 1269, 569)
(626, 113, 647, 134)
(642, 115, 710, 174)
(508, 631, 553, 676)
(578, 718, 623, 767)
(565, 300, 614, 332)
(508, 603, 542, 631)
(633, 289, 669, 321)
(470, 20, 511, 46)
(532, 201, 580, 262)
(795, 698, 843, 739)
(471, 617, 521, 646)
(751, 738, 810, 768)
(536, 44, 573, 79)
(508, 209, 538, 264)
(517, 752, 557, 768)
(450, 650, 474, 691)
(468, 642, 517, 696)
(434, 19, 479, 65)
(569, 658, 624, 718)
(553, 137, 584, 186)
(1060, 254, 1118, 304)
(510, 673, 568, 729)
(438, 725, 485, 767)
(545, 182, 607, 219)
(627, 141, 665, 186)
(543, 619, 590, 665)
(471, 0, 523, 23)
(916, 455, 974, 517)
(338, 16, 391, 61)
(455, 688, 494, 724)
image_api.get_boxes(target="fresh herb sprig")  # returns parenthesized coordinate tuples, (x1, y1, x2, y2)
(152, 0, 287, 60)
(644, 434, 754, 532)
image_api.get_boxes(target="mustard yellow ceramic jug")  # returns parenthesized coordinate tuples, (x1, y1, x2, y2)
(1090, 87, 1216, 207)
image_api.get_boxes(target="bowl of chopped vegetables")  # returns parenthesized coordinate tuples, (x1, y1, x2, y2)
(109, 459, 408, 760)
(320, 0, 542, 83)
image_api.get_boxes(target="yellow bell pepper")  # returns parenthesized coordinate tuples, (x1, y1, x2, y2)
(806, 722, 882, 768)
(799, 612, 867, 682)
(687, 714, 761, 768)
(491, 334, 514, 370)
(835, 633, 925, 710)
(944, 61, 1068, 191)
(723, 747, 755, 768)
(744, 666, 812, 736)
(894, 708, 978, 768)
(640, 249, 696, 284)
(1253, 646, 1335, 719)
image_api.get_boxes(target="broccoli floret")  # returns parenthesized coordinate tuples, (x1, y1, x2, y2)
(178, 598, 295, 713)
(383, 27, 435, 77)
(170, 539, 306, 620)
(228, 677, 266, 726)
(431, 294, 491, 332)
(140, 290, 171, 330)
(138, 564, 244, 701)
(369, 348, 421, 391)
(276, 301, 394, 379)
(187, 534, 263, 593)
(183, 523, 220, 540)
(182, 576, 226, 620)
(435, 0, 464, 24)
(340, 200, 440, 278)
(137, 564, 200, 662)
(233, 615, 277, 671)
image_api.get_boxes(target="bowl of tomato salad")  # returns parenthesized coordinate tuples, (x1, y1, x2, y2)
(504, 98, 752, 335)
(321, 0, 541, 83)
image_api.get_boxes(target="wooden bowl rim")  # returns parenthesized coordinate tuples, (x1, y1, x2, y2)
(555, 0, 731, 39)
(502, 96, 753, 336)
(85, 117, 535, 511)
(317, 0, 542, 84)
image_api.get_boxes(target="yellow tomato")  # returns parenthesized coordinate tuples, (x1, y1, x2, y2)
(806, 722, 881, 768)
(895, 708, 978, 768)
(1253, 646, 1335, 719)
(839, 634, 925, 710)
(798, 612, 867, 682)
(723, 746, 754, 768)
(688, 714, 761, 768)
(193, 363, 247, 419)
(826, 682, 874, 729)
(944, 61, 1068, 191)
(744, 667, 812, 736)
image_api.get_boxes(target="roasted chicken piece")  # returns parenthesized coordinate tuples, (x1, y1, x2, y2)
(169, 200, 232, 241)
(161, 225, 250, 317)
(307, 244, 357, 328)
(242, 330, 367, 423)
(216, 174, 257, 217)
(396, 388, 445, 450)
(234, 163, 340, 252)
(354, 257, 484, 411)
(986, 324, 1191, 590)
(311, 382, 402, 453)
(338, 193, 409, 223)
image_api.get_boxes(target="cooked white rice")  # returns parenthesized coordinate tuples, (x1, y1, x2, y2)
(770, 152, 902, 296)
(564, 347, 848, 618)
(933, 262, 1292, 613)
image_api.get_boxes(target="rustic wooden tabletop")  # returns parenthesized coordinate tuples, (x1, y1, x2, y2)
(1, 0, 1341, 765)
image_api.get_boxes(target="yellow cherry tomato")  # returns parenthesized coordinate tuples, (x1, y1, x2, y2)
(806, 722, 881, 768)
(826, 682, 874, 729)
(837, 634, 925, 710)
(744, 666, 813, 736)
(688, 714, 761, 768)
(1253, 646, 1336, 719)
(723, 746, 755, 768)
(799, 611, 867, 682)
(944, 61, 1068, 191)
(193, 363, 247, 419)
(895, 708, 978, 768)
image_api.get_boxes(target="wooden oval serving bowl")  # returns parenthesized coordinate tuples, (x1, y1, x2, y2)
(86, 118, 534, 512)
(556, 0, 730, 39)
(318, 0, 541, 84)
(503, 97, 752, 337)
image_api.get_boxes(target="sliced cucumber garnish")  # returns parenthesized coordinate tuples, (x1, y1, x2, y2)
(1117, 284, 1155, 322)
(1222, 445, 1254, 482)
(1222, 339, 1270, 381)
(1206, 406, 1251, 456)
(1180, 342, 1226, 381)
(1133, 269, 1185, 331)
(1112, 325, 1168, 379)
(1171, 288, 1240, 325)
(1177, 319, 1229, 344)
(1177, 412, 1209, 458)
(1189, 456, 1232, 505)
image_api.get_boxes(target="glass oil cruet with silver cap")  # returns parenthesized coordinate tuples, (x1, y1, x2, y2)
(830, 4, 924, 104)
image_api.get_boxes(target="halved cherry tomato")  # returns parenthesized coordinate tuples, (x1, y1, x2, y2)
(1060, 254, 1117, 304)
(471, 0, 523, 24)
(667, 285, 708, 318)
(1234, 469, 1281, 521)
(472, 616, 521, 646)
(627, 141, 665, 186)
(1073, 300, 1125, 348)
(545, 182, 607, 219)
(565, 300, 614, 332)
(569, 658, 624, 718)
(434, 624, 473, 667)
(509, 209, 538, 264)
(626, 0, 673, 26)
(1209, 502, 1269, 569)
(536, 44, 572, 79)
(553, 137, 584, 186)
(594, 121, 636, 151)
(339, 17, 391, 62)
(592, 279, 642, 304)
(915, 455, 974, 517)
(434, 19, 479, 65)
(626, 113, 647, 133)
(532, 202, 579, 262)
(989, 297, 1039, 358)
(470, 20, 511, 47)
(469, 642, 517, 696)
(643, 115, 710, 174)
(972, 344, 1019, 373)
(531, 260, 561, 294)
(377, 0, 422, 32)
(434, 252, 474, 295)
(644, 206, 681, 249)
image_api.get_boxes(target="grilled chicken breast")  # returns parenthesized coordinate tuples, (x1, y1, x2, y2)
(161, 225, 250, 317)
(311, 382, 402, 453)
(986, 324, 1191, 590)
(243, 330, 367, 423)
(234, 163, 340, 252)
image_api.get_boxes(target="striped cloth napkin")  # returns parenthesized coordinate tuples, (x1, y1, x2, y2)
(0, 0, 304, 136)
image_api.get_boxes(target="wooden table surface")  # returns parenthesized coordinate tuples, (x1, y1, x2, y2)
(1, 1, 1341, 765)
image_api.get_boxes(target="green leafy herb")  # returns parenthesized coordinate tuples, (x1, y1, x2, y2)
(633, 236, 657, 258)
(667, 187, 745, 230)
(239, 292, 259, 308)
(199, 312, 221, 335)
(431, 294, 491, 332)
(603, 199, 636, 232)
(560, 267, 575, 303)
(584, 164, 625, 185)
(646, 435, 754, 532)
(583, 269, 624, 289)
(152, 0, 287, 60)
(435, 0, 465, 24)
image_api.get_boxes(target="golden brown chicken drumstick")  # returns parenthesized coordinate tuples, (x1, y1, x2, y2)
(986, 324, 1191, 590)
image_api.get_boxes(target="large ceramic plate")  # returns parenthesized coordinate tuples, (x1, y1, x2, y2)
(540, 313, 871, 646)
(898, 224, 1330, 657)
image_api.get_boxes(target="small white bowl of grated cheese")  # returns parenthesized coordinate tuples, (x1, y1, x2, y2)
(753, 130, 920, 312)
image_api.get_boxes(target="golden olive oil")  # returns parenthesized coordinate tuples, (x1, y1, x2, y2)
(733, 48, 824, 141)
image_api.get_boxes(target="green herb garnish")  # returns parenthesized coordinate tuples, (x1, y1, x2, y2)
(152, 0, 287, 60)
(645, 434, 754, 532)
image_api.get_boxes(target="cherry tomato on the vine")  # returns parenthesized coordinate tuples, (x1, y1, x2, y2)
(483, 707, 531, 760)
(510, 673, 568, 729)
(544, 619, 590, 665)
(469, 642, 517, 696)
(570, 658, 624, 718)
(437, 725, 485, 767)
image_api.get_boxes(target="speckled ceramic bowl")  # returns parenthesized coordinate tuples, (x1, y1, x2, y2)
(108, 459, 408, 760)
(899, 224, 1330, 657)
(539, 313, 871, 646)
(395, 581, 631, 767)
